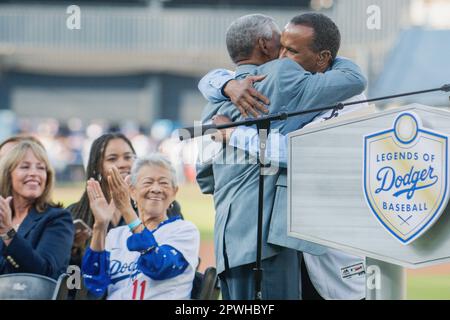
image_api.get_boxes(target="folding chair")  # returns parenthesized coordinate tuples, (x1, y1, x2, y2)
(0, 273, 57, 300)
(191, 267, 220, 300)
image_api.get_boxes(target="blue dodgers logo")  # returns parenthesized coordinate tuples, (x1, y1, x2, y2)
(363, 112, 450, 245)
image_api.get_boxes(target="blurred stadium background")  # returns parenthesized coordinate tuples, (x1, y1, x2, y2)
(1, 0, 449, 299)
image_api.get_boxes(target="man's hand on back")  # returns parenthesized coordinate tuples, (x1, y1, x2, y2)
(223, 75, 270, 118)
(210, 115, 235, 144)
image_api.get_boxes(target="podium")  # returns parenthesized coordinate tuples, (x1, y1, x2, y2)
(288, 104, 450, 300)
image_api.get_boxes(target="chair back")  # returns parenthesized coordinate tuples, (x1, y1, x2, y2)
(191, 267, 220, 300)
(0, 273, 57, 300)
(52, 273, 70, 300)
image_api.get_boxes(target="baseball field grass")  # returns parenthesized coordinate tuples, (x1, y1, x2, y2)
(54, 182, 450, 300)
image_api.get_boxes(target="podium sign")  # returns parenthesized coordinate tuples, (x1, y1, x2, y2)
(288, 104, 450, 269)
(363, 112, 449, 245)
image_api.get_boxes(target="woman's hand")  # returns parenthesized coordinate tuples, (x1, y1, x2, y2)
(86, 179, 115, 229)
(108, 166, 138, 224)
(108, 166, 133, 212)
(0, 196, 13, 235)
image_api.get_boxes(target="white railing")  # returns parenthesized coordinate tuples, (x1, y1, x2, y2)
(0, 1, 411, 51)
(0, 1, 412, 77)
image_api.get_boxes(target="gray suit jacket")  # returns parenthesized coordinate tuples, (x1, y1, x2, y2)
(197, 57, 366, 273)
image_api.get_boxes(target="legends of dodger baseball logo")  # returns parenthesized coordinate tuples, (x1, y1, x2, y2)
(363, 112, 450, 245)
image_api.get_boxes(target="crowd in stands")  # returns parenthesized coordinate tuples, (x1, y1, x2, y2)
(0, 117, 198, 185)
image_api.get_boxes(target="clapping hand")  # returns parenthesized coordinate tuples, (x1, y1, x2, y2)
(0, 196, 13, 235)
(86, 178, 115, 228)
(108, 166, 133, 212)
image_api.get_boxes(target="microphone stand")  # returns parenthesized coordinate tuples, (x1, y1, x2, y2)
(178, 83, 450, 300)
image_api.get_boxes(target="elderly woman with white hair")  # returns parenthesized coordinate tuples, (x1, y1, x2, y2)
(81, 154, 200, 300)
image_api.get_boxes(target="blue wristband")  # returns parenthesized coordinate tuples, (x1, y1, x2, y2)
(128, 218, 142, 231)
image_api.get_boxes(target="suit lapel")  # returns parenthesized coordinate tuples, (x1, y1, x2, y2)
(17, 207, 44, 238)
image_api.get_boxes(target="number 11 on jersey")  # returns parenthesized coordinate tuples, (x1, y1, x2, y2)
(132, 279, 147, 300)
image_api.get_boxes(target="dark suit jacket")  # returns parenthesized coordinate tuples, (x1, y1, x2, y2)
(0, 205, 74, 280)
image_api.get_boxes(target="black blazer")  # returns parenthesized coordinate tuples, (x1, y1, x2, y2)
(0, 205, 74, 280)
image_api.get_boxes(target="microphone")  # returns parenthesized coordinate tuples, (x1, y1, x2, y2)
(177, 84, 450, 141)
(177, 112, 289, 141)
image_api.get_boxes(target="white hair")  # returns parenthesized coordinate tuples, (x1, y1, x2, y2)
(130, 153, 177, 187)
(226, 14, 280, 64)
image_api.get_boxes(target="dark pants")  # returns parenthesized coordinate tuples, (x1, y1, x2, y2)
(219, 248, 300, 300)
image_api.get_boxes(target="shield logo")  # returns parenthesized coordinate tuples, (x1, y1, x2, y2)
(363, 112, 450, 245)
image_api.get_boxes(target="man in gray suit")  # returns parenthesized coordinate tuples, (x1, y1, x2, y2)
(196, 13, 367, 300)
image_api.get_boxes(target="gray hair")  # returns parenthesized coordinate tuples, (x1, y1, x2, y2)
(130, 153, 178, 187)
(226, 14, 280, 64)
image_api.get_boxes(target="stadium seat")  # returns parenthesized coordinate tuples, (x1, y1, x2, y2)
(191, 267, 220, 300)
(52, 273, 71, 300)
(0, 273, 57, 300)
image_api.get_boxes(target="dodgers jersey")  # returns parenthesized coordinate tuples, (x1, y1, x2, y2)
(105, 219, 200, 300)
